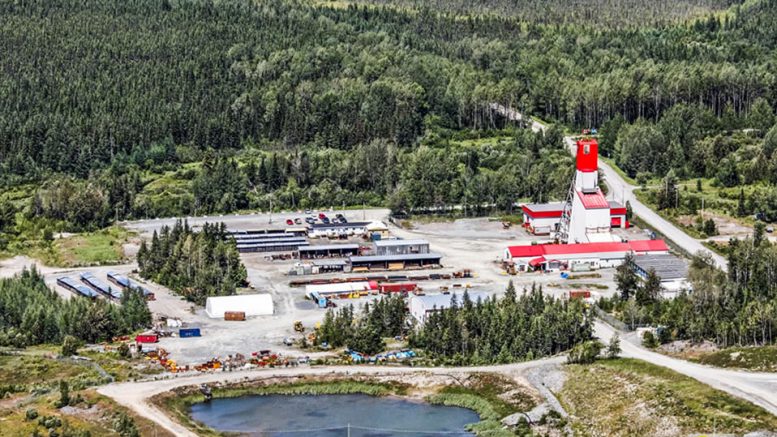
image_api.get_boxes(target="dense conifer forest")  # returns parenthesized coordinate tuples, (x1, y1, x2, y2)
(136, 221, 247, 305)
(0, 267, 151, 347)
(603, 224, 777, 347)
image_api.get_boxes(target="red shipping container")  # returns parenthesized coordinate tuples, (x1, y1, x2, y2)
(135, 334, 158, 343)
(379, 283, 417, 293)
(569, 290, 591, 299)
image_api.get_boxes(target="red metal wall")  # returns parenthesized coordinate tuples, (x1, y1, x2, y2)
(576, 138, 598, 172)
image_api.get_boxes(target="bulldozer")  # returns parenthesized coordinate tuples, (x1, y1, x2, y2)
(293, 321, 305, 333)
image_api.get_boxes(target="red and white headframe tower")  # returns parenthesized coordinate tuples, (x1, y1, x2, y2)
(556, 138, 613, 243)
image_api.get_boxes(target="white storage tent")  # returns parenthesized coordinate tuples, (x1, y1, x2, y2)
(205, 294, 274, 318)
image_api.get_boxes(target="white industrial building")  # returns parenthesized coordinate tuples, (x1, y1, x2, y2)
(630, 254, 690, 297)
(504, 240, 670, 272)
(409, 292, 489, 324)
(205, 294, 274, 318)
(308, 222, 371, 238)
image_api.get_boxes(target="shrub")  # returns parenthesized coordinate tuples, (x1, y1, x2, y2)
(567, 340, 603, 364)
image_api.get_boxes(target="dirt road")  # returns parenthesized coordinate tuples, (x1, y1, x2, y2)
(594, 321, 777, 416)
(97, 357, 564, 436)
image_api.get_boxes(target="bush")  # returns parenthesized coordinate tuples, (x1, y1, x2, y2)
(25, 408, 39, 420)
(117, 343, 131, 359)
(642, 331, 659, 349)
(61, 335, 79, 356)
(567, 340, 603, 364)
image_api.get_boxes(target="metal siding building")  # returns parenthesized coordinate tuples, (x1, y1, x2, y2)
(349, 253, 442, 271)
(409, 292, 489, 323)
(373, 239, 430, 256)
(298, 244, 360, 259)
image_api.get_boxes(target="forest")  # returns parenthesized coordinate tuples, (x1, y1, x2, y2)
(602, 224, 777, 347)
(411, 283, 592, 365)
(3, 0, 777, 227)
(0, 267, 151, 347)
(316, 294, 408, 355)
(136, 221, 247, 305)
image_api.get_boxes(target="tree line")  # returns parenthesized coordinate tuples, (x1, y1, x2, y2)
(602, 225, 777, 347)
(136, 221, 247, 305)
(0, 267, 151, 347)
(316, 294, 408, 355)
(3, 0, 777, 183)
(410, 283, 592, 365)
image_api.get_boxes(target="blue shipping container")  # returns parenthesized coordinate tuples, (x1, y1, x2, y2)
(179, 328, 201, 338)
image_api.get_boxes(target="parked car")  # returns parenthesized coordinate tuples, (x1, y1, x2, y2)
(294, 218, 302, 224)
(318, 212, 327, 219)
(321, 217, 330, 224)
(305, 217, 316, 225)
(335, 213, 344, 219)
(767, 226, 774, 233)
(286, 219, 294, 225)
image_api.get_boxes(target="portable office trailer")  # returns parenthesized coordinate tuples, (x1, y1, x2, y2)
(57, 277, 100, 299)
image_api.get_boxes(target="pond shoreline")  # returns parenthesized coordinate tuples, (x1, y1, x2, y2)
(151, 373, 539, 436)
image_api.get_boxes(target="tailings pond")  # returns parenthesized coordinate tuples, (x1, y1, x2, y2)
(189, 393, 479, 436)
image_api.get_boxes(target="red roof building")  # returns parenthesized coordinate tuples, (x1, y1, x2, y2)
(504, 239, 670, 272)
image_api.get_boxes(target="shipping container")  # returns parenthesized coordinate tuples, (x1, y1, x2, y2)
(135, 334, 158, 343)
(379, 283, 417, 293)
(569, 290, 591, 299)
(224, 311, 246, 321)
(179, 328, 202, 338)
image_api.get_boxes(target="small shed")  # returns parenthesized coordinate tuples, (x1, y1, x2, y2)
(205, 294, 274, 318)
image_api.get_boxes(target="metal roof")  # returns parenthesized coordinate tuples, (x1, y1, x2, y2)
(410, 292, 490, 309)
(232, 237, 307, 244)
(237, 241, 309, 248)
(631, 254, 689, 281)
(309, 222, 371, 229)
(350, 253, 442, 263)
(312, 259, 349, 266)
(521, 202, 566, 212)
(298, 244, 360, 252)
(373, 239, 429, 247)
(578, 190, 609, 209)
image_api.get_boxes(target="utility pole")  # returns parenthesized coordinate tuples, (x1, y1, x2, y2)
(347, 423, 351, 437)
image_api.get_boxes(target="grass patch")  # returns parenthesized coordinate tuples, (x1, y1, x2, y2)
(560, 358, 777, 435)
(51, 226, 133, 267)
(692, 346, 777, 372)
(0, 352, 104, 392)
(601, 157, 638, 186)
(702, 240, 729, 256)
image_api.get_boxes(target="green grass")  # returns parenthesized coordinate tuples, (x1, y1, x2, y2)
(560, 358, 777, 435)
(692, 346, 777, 372)
(601, 157, 639, 186)
(0, 353, 103, 390)
(23, 226, 134, 267)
